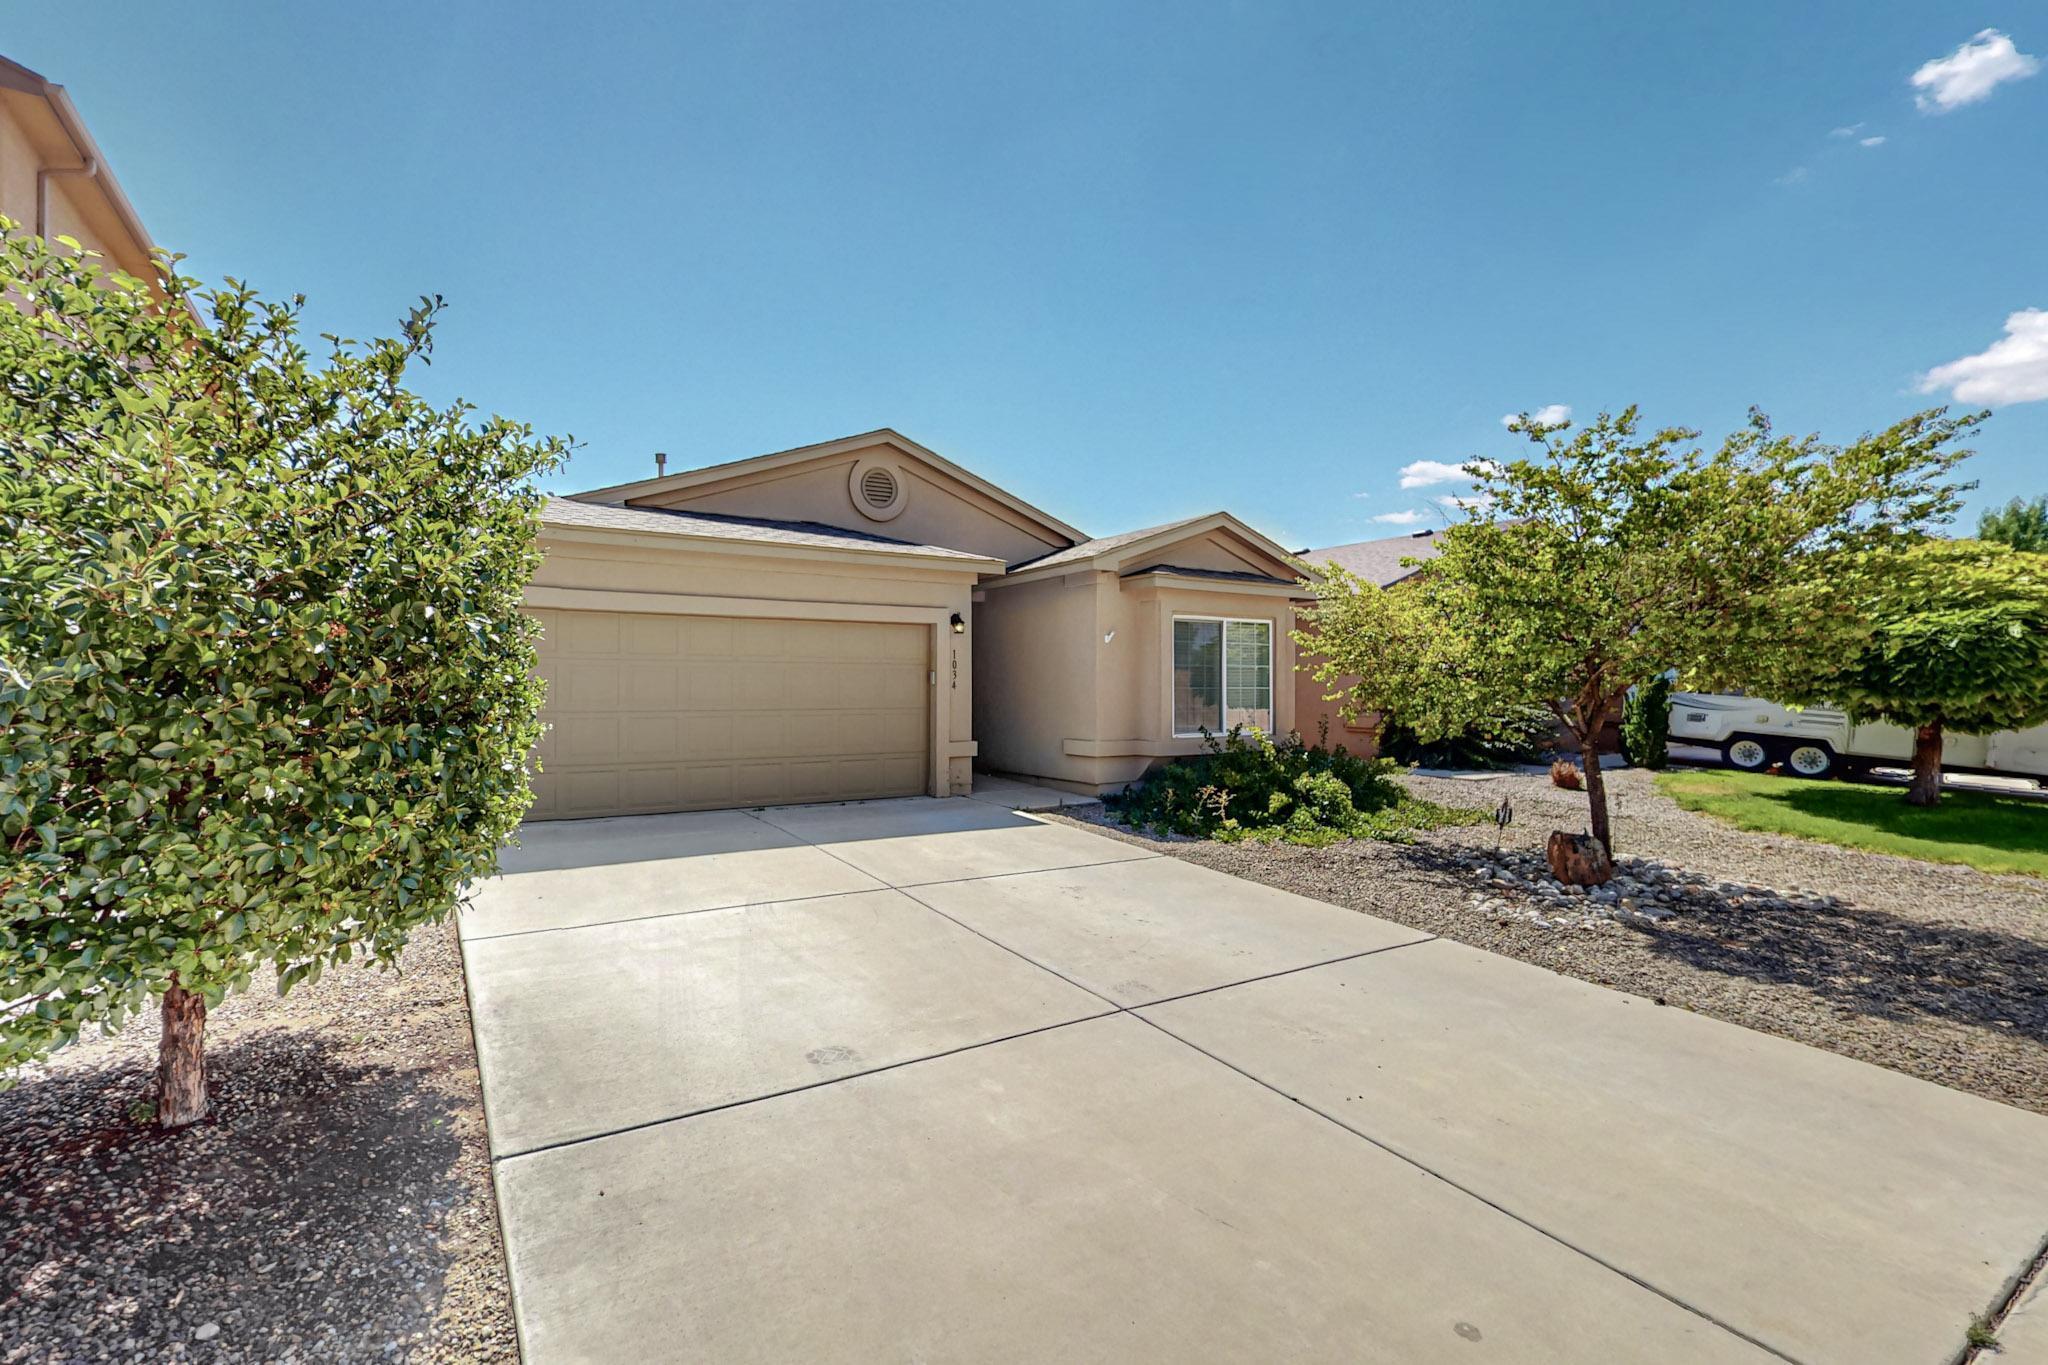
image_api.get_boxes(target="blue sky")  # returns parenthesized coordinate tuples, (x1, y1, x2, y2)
(12, 3, 2045, 548)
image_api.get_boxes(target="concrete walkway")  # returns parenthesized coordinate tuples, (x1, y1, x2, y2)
(460, 797, 2048, 1364)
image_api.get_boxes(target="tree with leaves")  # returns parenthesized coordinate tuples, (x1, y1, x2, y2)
(1298, 406, 1974, 867)
(1979, 495, 2048, 552)
(0, 227, 567, 1126)
(1776, 539, 2048, 806)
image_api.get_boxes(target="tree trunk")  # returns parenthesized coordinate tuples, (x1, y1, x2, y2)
(157, 981, 208, 1128)
(1582, 736, 1613, 856)
(1906, 722, 1944, 808)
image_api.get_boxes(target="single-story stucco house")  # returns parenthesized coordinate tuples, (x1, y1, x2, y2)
(525, 429, 1312, 818)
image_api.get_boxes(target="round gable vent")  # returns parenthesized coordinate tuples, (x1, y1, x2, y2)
(861, 467, 898, 508)
(847, 456, 907, 521)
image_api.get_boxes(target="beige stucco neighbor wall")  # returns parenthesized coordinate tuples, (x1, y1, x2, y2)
(977, 566, 1305, 795)
(0, 81, 155, 281)
(1293, 636, 1382, 756)
(528, 529, 983, 796)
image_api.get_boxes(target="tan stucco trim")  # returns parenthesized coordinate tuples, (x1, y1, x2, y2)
(538, 522, 1005, 575)
(998, 512, 1304, 587)
(1119, 570, 1309, 599)
(1062, 737, 1211, 758)
(564, 429, 1086, 545)
(523, 584, 958, 798)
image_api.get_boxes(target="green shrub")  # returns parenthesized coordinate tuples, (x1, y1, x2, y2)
(1375, 703, 1555, 769)
(1107, 727, 1483, 845)
(1621, 676, 1673, 769)
(0, 229, 566, 1124)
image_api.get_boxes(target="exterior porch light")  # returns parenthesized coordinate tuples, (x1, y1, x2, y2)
(950, 613, 966, 635)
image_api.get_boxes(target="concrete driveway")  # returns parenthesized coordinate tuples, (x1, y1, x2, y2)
(460, 797, 2048, 1364)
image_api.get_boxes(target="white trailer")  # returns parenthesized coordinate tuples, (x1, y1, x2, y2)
(1666, 691, 2048, 784)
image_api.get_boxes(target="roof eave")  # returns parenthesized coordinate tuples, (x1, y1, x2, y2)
(537, 517, 1007, 574)
(563, 428, 1088, 545)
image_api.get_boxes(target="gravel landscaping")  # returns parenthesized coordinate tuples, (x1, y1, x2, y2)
(0, 921, 513, 1364)
(1065, 765, 2048, 1115)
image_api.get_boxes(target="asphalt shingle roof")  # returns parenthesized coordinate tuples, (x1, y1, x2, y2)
(1009, 515, 1214, 572)
(1304, 529, 1443, 587)
(540, 498, 995, 562)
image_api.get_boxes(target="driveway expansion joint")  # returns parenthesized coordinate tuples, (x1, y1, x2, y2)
(1129, 1006, 1811, 1365)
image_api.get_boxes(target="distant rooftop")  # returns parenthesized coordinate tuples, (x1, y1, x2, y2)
(1301, 527, 1442, 587)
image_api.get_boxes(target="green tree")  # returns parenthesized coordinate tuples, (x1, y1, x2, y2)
(1298, 407, 1974, 866)
(1621, 675, 1672, 770)
(1780, 540, 2048, 806)
(1979, 495, 2048, 552)
(0, 228, 566, 1126)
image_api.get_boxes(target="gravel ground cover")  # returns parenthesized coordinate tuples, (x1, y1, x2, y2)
(1063, 765, 2048, 1115)
(0, 921, 513, 1364)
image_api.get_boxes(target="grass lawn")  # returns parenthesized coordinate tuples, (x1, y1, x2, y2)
(1656, 769, 2048, 878)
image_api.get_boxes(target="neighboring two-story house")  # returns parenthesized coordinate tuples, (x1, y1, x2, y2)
(0, 54, 155, 278)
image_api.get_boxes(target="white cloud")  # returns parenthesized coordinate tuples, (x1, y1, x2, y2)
(1775, 165, 1811, 186)
(1437, 493, 1494, 514)
(1911, 29, 2040, 112)
(1859, 135, 1886, 147)
(1499, 403, 1571, 428)
(1829, 123, 1865, 138)
(1398, 457, 1499, 488)
(1398, 459, 1469, 488)
(1918, 309, 2048, 405)
(1371, 509, 1427, 526)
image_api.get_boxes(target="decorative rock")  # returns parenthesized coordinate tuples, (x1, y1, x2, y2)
(1545, 830, 1614, 886)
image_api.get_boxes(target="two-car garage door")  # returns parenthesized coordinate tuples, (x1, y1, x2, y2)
(526, 608, 931, 820)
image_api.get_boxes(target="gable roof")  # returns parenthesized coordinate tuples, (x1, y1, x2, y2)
(539, 497, 1003, 569)
(1305, 528, 1443, 587)
(1003, 511, 1303, 585)
(565, 429, 1087, 546)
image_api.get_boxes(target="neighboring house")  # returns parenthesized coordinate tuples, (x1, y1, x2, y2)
(1291, 528, 1444, 753)
(0, 54, 156, 279)
(527, 429, 1309, 818)
(1292, 525, 1620, 757)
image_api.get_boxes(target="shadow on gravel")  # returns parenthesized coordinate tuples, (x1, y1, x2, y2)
(1639, 901, 2048, 1045)
(1395, 841, 2048, 1045)
(0, 1026, 476, 1361)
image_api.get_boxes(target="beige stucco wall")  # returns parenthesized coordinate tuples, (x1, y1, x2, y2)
(627, 443, 1069, 567)
(0, 89, 154, 280)
(529, 530, 982, 795)
(1292, 646, 1383, 756)
(972, 572, 1101, 783)
(977, 557, 1305, 794)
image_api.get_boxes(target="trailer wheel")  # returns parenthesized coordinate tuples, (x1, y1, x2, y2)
(1784, 743, 1835, 778)
(1722, 735, 1772, 772)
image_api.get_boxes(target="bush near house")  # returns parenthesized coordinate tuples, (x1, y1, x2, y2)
(1375, 703, 1555, 770)
(1108, 728, 1485, 847)
(1621, 676, 1672, 770)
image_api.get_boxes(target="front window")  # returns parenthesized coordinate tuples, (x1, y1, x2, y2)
(1174, 617, 1272, 736)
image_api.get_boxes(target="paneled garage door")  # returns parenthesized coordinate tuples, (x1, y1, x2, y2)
(526, 609, 931, 819)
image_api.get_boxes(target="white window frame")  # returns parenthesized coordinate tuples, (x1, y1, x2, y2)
(1171, 615, 1275, 738)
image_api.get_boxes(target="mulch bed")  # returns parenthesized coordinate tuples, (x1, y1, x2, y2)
(1058, 766, 2048, 1116)
(0, 922, 513, 1363)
